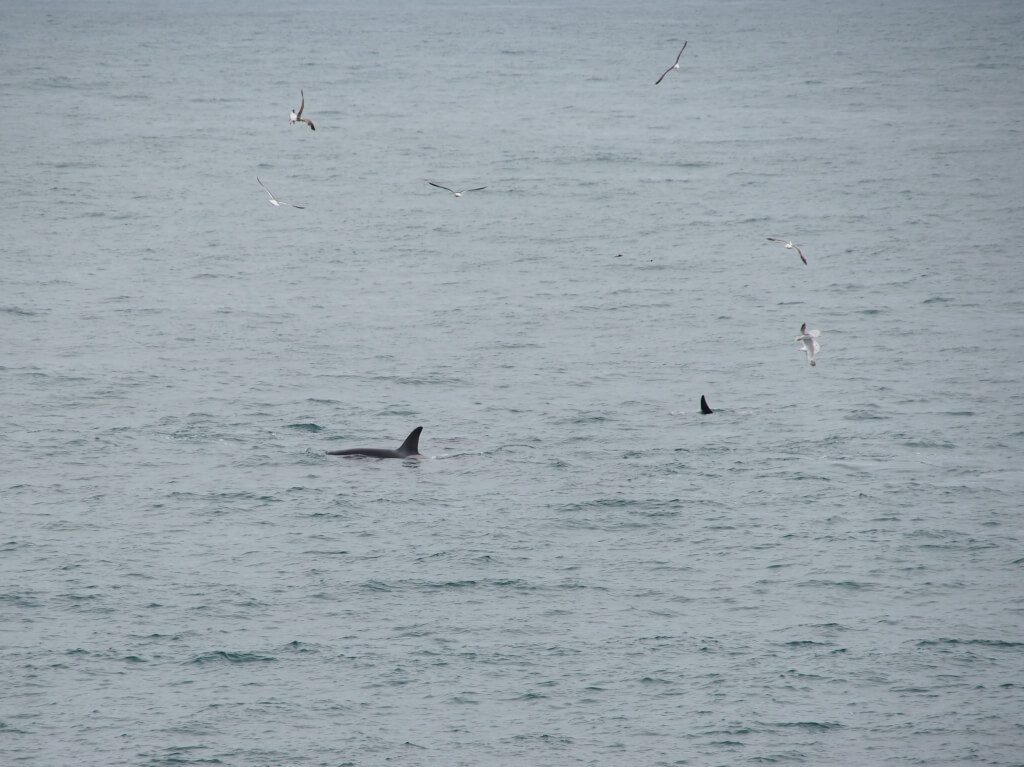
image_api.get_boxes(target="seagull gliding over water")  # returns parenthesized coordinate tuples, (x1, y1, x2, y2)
(428, 181, 486, 197)
(795, 323, 821, 366)
(767, 237, 807, 265)
(655, 41, 687, 85)
(257, 177, 304, 209)
(289, 90, 315, 130)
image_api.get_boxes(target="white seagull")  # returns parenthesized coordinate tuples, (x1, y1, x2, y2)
(257, 177, 304, 209)
(289, 90, 315, 131)
(655, 41, 688, 85)
(767, 237, 807, 265)
(428, 181, 486, 197)
(795, 323, 821, 366)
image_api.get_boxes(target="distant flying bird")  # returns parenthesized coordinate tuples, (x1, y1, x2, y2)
(289, 90, 315, 130)
(767, 237, 807, 265)
(428, 181, 486, 197)
(655, 41, 688, 85)
(795, 323, 821, 366)
(257, 177, 304, 209)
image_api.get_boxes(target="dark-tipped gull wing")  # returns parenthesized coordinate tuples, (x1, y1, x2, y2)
(428, 181, 456, 194)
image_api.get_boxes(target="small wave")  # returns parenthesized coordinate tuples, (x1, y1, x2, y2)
(845, 408, 888, 421)
(798, 580, 873, 590)
(189, 651, 277, 664)
(902, 439, 956, 448)
(769, 721, 843, 730)
(0, 593, 40, 608)
(425, 580, 478, 589)
(917, 638, 1023, 649)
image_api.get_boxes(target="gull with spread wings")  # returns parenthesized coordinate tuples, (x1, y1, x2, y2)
(795, 323, 821, 366)
(767, 237, 807, 265)
(289, 90, 315, 130)
(258, 177, 304, 209)
(428, 181, 486, 197)
(655, 41, 687, 85)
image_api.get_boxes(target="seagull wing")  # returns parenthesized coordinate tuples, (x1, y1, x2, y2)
(674, 41, 687, 65)
(301, 118, 315, 131)
(767, 237, 786, 244)
(655, 66, 673, 85)
(461, 187, 487, 193)
(794, 245, 807, 264)
(297, 90, 305, 119)
(257, 176, 275, 200)
(428, 181, 456, 194)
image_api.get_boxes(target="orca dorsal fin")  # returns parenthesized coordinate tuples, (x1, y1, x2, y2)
(700, 395, 713, 415)
(396, 426, 423, 457)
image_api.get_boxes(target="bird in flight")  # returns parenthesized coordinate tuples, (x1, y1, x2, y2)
(428, 181, 486, 197)
(290, 90, 315, 130)
(767, 237, 807, 265)
(257, 177, 304, 209)
(795, 323, 821, 366)
(655, 41, 687, 85)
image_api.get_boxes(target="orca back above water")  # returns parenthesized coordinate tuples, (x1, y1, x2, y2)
(700, 395, 713, 415)
(326, 426, 425, 459)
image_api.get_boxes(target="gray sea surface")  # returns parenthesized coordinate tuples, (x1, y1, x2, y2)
(3, 1, 1024, 765)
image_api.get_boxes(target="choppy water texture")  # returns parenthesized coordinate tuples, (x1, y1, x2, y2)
(3, 1, 1024, 765)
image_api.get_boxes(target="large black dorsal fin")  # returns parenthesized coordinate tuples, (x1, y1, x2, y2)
(396, 426, 423, 457)
(700, 395, 713, 415)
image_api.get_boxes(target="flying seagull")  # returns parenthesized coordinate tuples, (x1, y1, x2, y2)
(428, 181, 486, 197)
(795, 323, 821, 366)
(257, 177, 304, 209)
(290, 90, 315, 130)
(655, 41, 688, 85)
(767, 237, 807, 265)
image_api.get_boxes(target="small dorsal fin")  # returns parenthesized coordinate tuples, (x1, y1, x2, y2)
(396, 426, 423, 457)
(700, 395, 713, 415)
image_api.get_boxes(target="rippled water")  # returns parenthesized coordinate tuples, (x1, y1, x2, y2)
(3, 1, 1024, 765)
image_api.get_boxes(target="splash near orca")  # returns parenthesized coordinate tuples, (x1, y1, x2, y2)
(700, 395, 713, 415)
(326, 426, 425, 459)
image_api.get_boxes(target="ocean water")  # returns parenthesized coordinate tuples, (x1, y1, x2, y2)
(3, 1, 1024, 765)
